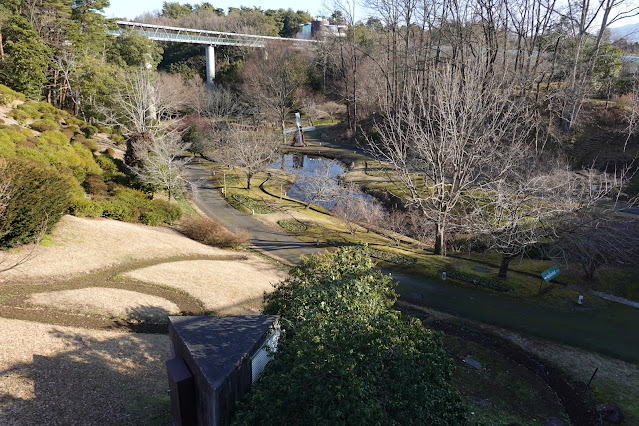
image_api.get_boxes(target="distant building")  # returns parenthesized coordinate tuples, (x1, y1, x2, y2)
(296, 17, 347, 39)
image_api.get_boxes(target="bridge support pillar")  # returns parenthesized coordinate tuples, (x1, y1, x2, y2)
(205, 45, 215, 91)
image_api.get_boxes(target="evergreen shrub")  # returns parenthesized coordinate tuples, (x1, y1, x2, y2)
(31, 119, 59, 132)
(0, 158, 72, 247)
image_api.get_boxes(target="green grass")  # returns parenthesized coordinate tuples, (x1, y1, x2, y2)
(444, 334, 569, 425)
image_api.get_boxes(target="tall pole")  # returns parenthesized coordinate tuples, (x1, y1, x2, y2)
(205, 45, 215, 91)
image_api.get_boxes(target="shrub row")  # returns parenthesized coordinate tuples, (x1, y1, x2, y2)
(231, 194, 272, 214)
(277, 219, 307, 232)
(71, 190, 182, 226)
(447, 270, 513, 292)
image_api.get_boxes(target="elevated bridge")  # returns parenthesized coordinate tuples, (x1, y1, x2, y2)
(110, 21, 318, 88)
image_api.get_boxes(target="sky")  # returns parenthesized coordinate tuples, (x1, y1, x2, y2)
(104, 0, 330, 21)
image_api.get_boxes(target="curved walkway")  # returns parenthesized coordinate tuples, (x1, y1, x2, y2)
(183, 158, 322, 265)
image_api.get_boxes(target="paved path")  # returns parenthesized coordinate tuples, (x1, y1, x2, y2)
(183, 158, 322, 265)
(183, 157, 639, 363)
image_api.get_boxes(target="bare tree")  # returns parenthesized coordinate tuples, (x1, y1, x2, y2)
(384, 209, 409, 247)
(558, 0, 639, 132)
(369, 61, 532, 255)
(97, 68, 187, 139)
(241, 44, 308, 134)
(293, 158, 342, 209)
(469, 158, 637, 277)
(210, 129, 280, 190)
(332, 183, 379, 234)
(132, 132, 191, 201)
(554, 217, 639, 280)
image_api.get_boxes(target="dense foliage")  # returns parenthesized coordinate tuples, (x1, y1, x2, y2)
(232, 246, 465, 425)
(0, 158, 72, 248)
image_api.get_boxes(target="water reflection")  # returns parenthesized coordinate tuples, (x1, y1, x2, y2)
(268, 154, 371, 210)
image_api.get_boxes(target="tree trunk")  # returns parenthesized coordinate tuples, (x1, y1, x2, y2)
(246, 173, 252, 190)
(499, 254, 515, 278)
(434, 223, 445, 255)
(0, 31, 4, 62)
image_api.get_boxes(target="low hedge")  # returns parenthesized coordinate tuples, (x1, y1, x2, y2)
(230, 194, 272, 214)
(70, 197, 103, 218)
(277, 219, 307, 232)
(100, 200, 134, 221)
(447, 270, 512, 292)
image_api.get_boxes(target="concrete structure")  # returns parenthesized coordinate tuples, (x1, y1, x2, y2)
(166, 315, 280, 426)
(110, 21, 318, 90)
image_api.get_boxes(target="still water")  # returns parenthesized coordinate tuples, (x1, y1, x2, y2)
(268, 153, 371, 210)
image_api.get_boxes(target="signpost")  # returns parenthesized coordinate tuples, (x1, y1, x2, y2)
(539, 265, 561, 294)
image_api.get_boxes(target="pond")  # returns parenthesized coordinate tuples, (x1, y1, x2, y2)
(268, 153, 372, 210)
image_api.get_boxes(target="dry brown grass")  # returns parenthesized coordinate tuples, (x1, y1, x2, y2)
(123, 259, 287, 315)
(27, 287, 180, 321)
(0, 215, 231, 283)
(0, 318, 170, 425)
(178, 216, 249, 248)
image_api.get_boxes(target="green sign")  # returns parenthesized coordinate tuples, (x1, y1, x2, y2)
(541, 265, 561, 282)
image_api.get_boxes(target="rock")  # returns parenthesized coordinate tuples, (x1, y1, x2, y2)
(596, 403, 624, 424)
(544, 417, 566, 426)
(463, 355, 482, 370)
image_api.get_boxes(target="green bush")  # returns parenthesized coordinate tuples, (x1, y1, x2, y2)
(70, 197, 103, 218)
(234, 246, 465, 425)
(65, 117, 83, 127)
(447, 270, 513, 292)
(12, 102, 42, 120)
(0, 84, 25, 105)
(0, 158, 72, 248)
(98, 126, 112, 134)
(112, 186, 182, 225)
(0, 136, 16, 157)
(8, 108, 30, 124)
(100, 200, 133, 221)
(38, 130, 69, 146)
(95, 154, 119, 173)
(31, 119, 59, 132)
(82, 124, 98, 138)
(66, 124, 80, 134)
(140, 200, 182, 225)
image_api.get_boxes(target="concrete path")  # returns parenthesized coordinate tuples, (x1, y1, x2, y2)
(590, 290, 639, 309)
(183, 158, 323, 265)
